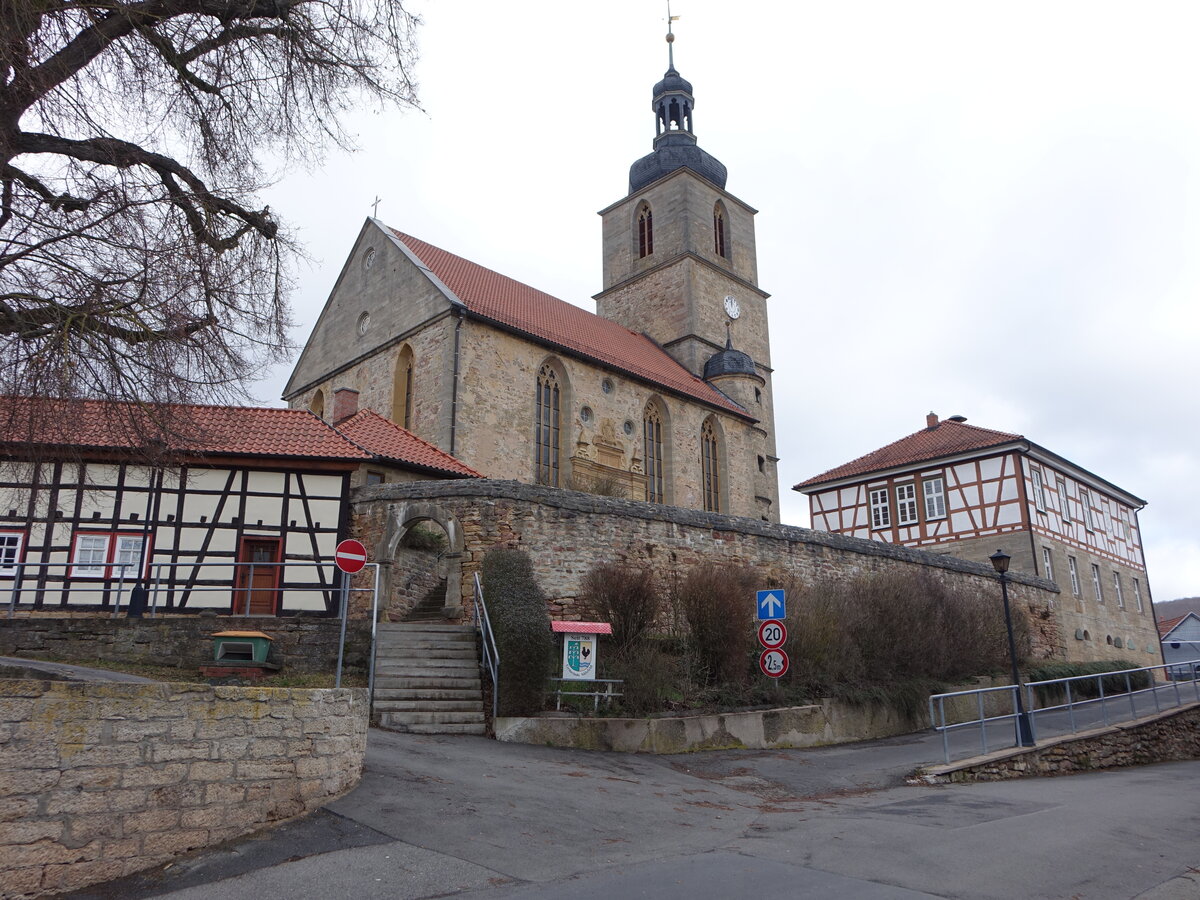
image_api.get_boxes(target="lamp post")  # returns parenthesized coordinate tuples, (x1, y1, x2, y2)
(990, 549, 1036, 747)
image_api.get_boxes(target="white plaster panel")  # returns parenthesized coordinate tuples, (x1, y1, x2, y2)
(978, 458, 1003, 479)
(963, 485, 981, 507)
(996, 504, 1022, 526)
(1000, 479, 1018, 501)
(951, 512, 972, 531)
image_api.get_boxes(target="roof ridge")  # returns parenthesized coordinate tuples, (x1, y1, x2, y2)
(335, 408, 482, 478)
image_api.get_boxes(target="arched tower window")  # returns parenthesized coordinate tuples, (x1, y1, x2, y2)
(535, 364, 561, 486)
(701, 417, 722, 513)
(637, 203, 654, 259)
(392, 345, 415, 429)
(644, 401, 665, 504)
(309, 389, 325, 420)
(713, 202, 728, 259)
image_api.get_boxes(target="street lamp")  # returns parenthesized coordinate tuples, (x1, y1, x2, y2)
(990, 549, 1036, 747)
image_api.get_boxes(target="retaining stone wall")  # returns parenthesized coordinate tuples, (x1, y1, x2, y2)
(929, 703, 1200, 783)
(352, 480, 1063, 658)
(0, 679, 368, 898)
(0, 617, 371, 676)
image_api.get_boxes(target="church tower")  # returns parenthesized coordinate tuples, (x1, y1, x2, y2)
(595, 26, 779, 520)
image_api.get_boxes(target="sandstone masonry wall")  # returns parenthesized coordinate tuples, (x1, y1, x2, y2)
(352, 480, 1064, 659)
(0, 680, 368, 899)
(0, 617, 371, 676)
(930, 702, 1200, 783)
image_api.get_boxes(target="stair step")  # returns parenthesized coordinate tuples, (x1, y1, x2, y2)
(373, 676, 481, 690)
(375, 660, 479, 674)
(378, 624, 476, 634)
(374, 700, 482, 712)
(380, 711, 485, 726)
(373, 688, 483, 701)
(375, 644, 478, 657)
(379, 722, 488, 736)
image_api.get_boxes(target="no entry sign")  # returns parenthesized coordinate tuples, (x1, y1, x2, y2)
(759, 648, 789, 679)
(334, 539, 368, 574)
(758, 619, 787, 650)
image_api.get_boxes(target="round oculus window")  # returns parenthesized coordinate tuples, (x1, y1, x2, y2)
(580, 406, 593, 423)
(364, 247, 377, 269)
(601, 378, 614, 394)
(623, 420, 634, 436)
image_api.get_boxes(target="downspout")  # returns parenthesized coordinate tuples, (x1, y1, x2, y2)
(450, 307, 464, 455)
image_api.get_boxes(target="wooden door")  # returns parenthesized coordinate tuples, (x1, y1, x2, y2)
(234, 538, 281, 615)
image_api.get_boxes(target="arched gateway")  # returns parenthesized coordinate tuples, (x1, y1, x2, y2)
(379, 500, 467, 621)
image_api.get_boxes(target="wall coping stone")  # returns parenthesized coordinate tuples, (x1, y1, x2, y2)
(353, 478, 1058, 591)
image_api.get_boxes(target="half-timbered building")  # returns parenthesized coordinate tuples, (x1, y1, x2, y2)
(1, 399, 478, 616)
(794, 413, 1161, 664)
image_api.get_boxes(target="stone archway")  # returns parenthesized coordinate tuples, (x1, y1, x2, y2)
(378, 500, 466, 621)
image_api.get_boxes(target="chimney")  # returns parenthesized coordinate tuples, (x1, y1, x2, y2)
(926, 412, 938, 429)
(331, 387, 360, 426)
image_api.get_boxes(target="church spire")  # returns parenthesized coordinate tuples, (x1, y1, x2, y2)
(628, 11, 727, 194)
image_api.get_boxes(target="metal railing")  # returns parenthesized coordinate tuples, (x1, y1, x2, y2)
(473, 572, 500, 720)
(930, 662, 1200, 764)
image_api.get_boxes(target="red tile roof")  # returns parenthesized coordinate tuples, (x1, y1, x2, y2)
(389, 230, 751, 418)
(795, 418, 1022, 490)
(335, 410, 481, 478)
(2, 397, 371, 461)
(1158, 613, 1193, 639)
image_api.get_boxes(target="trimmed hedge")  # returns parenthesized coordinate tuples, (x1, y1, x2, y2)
(482, 549, 554, 716)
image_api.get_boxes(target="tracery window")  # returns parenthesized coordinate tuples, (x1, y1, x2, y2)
(535, 365, 561, 486)
(644, 402, 664, 504)
(713, 203, 727, 258)
(701, 417, 721, 513)
(637, 203, 654, 259)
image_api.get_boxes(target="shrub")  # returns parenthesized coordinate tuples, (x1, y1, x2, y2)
(578, 562, 660, 653)
(676, 563, 756, 686)
(783, 569, 1030, 695)
(481, 549, 554, 716)
(608, 642, 680, 716)
(1026, 659, 1151, 703)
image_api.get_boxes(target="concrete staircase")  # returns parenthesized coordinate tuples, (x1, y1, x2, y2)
(372, 623, 486, 735)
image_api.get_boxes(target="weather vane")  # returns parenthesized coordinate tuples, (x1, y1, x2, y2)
(666, 1, 680, 68)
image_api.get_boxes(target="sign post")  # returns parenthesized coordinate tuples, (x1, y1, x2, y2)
(334, 539, 369, 687)
(756, 588, 789, 678)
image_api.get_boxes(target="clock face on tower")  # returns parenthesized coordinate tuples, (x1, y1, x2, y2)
(723, 294, 740, 320)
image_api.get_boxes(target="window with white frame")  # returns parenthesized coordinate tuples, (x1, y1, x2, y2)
(1068, 556, 1080, 595)
(923, 477, 946, 520)
(1091, 563, 1103, 602)
(869, 488, 891, 530)
(1112, 572, 1124, 608)
(71, 532, 147, 579)
(895, 483, 918, 525)
(1041, 547, 1054, 582)
(1031, 468, 1047, 512)
(0, 531, 25, 576)
(1133, 578, 1143, 612)
(1056, 477, 1070, 523)
(1080, 489, 1097, 531)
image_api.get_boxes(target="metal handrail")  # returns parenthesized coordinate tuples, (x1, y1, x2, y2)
(930, 661, 1200, 764)
(473, 571, 500, 721)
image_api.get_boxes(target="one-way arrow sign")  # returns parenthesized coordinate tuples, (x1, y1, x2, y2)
(756, 589, 786, 621)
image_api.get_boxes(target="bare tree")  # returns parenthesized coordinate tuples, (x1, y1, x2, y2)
(0, 0, 420, 436)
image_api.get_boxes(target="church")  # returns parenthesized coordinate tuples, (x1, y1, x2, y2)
(283, 39, 781, 523)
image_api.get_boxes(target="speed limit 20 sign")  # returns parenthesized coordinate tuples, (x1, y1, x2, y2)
(758, 619, 787, 650)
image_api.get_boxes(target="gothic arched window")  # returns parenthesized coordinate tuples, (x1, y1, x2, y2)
(392, 345, 415, 429)
(535, 365, 561, 486)
(644, 401, 665, 504)
(701, 417, 722, 513)
(309, 389, 325, 420)
(637, 203, 654, 259)
(713, 202, 728, 259)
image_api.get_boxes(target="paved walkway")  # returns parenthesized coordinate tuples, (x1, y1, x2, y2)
(66, 727, 1200, 900)
(0, 655, 157, 683)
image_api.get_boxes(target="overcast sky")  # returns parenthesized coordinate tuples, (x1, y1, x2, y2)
(254, 1, 1199, 603)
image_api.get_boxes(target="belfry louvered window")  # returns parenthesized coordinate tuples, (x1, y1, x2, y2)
(644, 403, 664, 504)
(637, 204, 654, 258)
(701, 418, 720, 513)
(713, 203, 727, 258)
(535, 365, 561, 486)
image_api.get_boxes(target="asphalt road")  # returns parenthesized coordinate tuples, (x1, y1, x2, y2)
(69, 727, 1200, 900)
